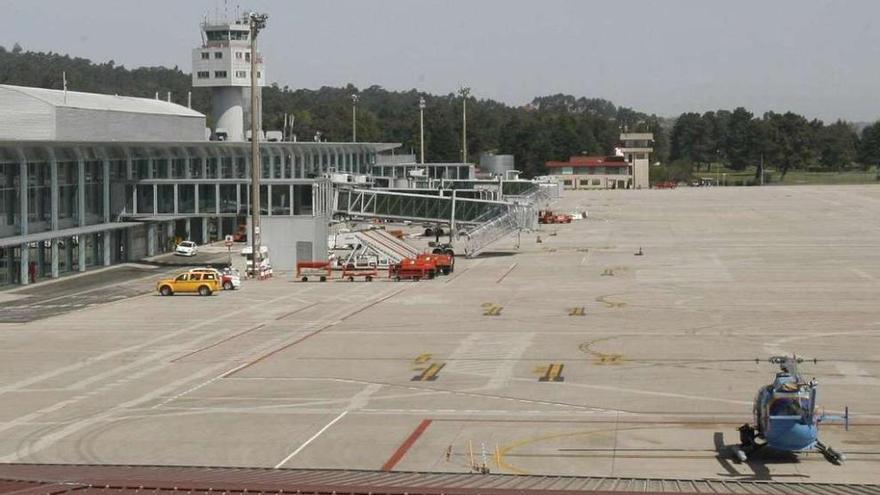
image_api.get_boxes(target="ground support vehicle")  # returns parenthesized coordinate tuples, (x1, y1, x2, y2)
(418, 253, 454, 275)
(390, 258, 437, 281)
(341, 265, 378, 282)
(189, 267, 240, 290)
(297, 261, 332, 282)
(156, 271, 220, 296)
(538, 210, 573, 224)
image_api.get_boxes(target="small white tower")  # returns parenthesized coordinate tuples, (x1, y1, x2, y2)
(192, 15, 266, 141)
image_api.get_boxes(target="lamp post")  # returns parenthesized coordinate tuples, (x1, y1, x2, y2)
(459, 87, 470, 163)
(419, 96, 426, 164)
(248, 11, 268, 280)
(351, 94, 359, 142)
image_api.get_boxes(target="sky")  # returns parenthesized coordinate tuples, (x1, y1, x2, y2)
(3, 0, 880, 122)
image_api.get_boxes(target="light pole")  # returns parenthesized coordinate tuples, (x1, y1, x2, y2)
(459, 87, 470, 163)
(248, 12, 268, 280)
(419, 96, 426, 164)
(351, 94, 358, 142)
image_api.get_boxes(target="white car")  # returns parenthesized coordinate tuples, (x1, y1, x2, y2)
(175, 241, 198, 257)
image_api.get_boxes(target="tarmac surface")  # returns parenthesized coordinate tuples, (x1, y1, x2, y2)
(1, 185, 879, 483)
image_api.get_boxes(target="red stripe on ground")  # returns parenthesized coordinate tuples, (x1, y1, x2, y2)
(381, 419, 432, 471)
(171, 324, 265, 363)
(496, 263, 516, 284)
(223, 290, 405, 378)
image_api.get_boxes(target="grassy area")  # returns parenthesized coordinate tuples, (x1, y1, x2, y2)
(687, 165, 880, 186)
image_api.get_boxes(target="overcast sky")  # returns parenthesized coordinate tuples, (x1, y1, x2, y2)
(3, 0, 880, 122)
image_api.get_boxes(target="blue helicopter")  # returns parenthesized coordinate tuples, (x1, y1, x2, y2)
(733, 355, 849, 465)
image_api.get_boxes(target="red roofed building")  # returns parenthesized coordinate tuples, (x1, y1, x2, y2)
(545, 133, 653, 190)
(545, 155, 632, 189)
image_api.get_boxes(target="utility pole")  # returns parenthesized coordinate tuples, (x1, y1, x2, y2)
(459, 87, 470, 163)
(760, 153, 765, 186)
(351, 94, 359, 142)
(248, 11, 268, 280)
(419, 96, 426, 164)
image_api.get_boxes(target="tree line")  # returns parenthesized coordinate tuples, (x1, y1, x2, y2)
(668, 108, 879, 179)
(2, 45, 879, 180)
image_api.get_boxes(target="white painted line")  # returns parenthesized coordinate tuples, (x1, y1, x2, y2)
(274, 410, 348, 468)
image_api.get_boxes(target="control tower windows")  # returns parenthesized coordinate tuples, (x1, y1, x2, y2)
(200, 52, 209, 60)
(230, 30, 248, 41)
(206, 30, 228, 41)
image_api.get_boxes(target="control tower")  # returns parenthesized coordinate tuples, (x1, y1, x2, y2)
(192, 15, 266, 141)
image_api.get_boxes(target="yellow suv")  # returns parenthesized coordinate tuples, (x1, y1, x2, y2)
(156, 271, 221, 296)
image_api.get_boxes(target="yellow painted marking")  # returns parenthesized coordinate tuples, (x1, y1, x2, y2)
(539, 363, 564, 382)
(596, 295, 626, 308)
(483, 305, 503, 316)
(579, 338, 625, 365)
(568, 306, 585, 316)
(533, 365, 549, 375)
(412, 362, 445, 381)
(414, 353, 433, 365)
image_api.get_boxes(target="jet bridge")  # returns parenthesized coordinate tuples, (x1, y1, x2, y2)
(333, 184, 550, 258)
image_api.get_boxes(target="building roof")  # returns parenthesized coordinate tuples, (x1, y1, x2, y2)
(545, 155, 628, 168)
(0, 84, 204, 118)
(1, 464, 877, 495)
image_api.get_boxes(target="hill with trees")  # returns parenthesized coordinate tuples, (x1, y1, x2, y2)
(1, 44, 877, 182)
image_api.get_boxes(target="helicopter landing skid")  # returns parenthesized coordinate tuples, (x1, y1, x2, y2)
(731, 424, 764, 462)
(816, 440, 846, 464)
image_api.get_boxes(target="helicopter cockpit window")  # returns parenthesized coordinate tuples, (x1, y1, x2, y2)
(770, 397, 809, 416)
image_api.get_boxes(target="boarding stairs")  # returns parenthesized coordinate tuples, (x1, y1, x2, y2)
(334, 184, 551, 259)
(346, 229, 420, 266)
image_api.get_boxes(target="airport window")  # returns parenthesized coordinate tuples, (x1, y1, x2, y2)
(199, 184, 216, 213)
(0, 163, 21, 233)
(196, 71, 210, 79)
(200, 52, 209, 59)
(230, 30, 248, 41)
(219, 184, 237, 213)
(213, 51, 223, 59)
(271, 185, 290, 216)
(214, 70, 227, 78)
(245, 52, 250, 61)
(293, 184, 313, 215)
(257, 71, 262, 78)
(235, 52, 243, 59)
(592, 179, 601, 186)
(177, 184, 194, 214)
(157, 185, 174, 214)
(235, 70, 247, 79)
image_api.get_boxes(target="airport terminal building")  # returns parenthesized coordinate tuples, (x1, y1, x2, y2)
(0, 84, 396, 287)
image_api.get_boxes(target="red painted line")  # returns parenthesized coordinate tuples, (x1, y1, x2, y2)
(339, 288, 405, 322)
(381, 419, 432, 471)
(223, 290, 404, 378)
(275, 302, 319, 320)
(221, 322, 332, 378)
(171, 324, 266, 363)
(495, 263, 517, 284)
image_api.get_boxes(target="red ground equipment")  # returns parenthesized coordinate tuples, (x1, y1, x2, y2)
(296, 261, 332, 282)
(390, 257, 437, 281)
(231, 224, 248, 242)
(539, 210, 573, 224)
(342, 264, 378, 282)
(417, 253, 454, 275)
(655, 181, 677, 189)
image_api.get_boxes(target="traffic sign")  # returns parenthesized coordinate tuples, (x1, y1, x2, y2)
(224, 235, 234, 247)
